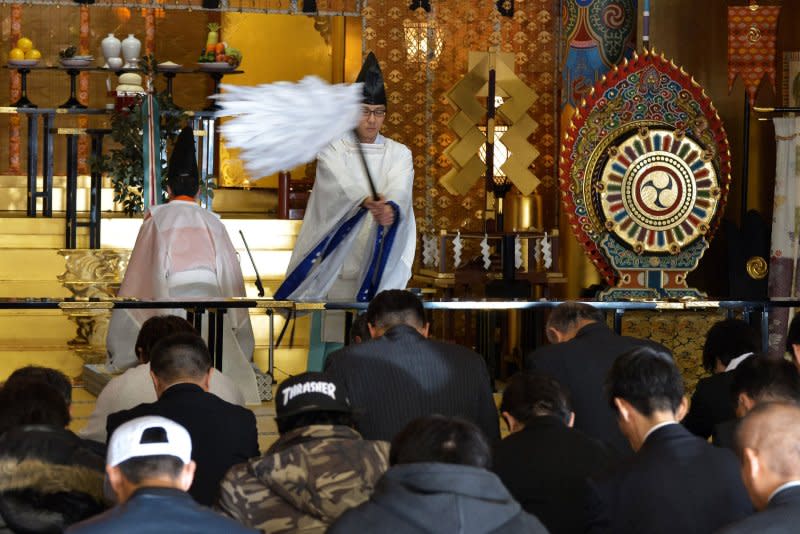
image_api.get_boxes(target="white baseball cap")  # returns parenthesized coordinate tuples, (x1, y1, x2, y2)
(107, 416, 192, 467)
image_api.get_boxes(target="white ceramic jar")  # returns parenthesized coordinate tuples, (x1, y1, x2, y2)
(101, 33, 121, 67)
(121, 34, 141, 68)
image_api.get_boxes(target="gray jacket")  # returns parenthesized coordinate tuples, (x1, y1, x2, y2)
(329, 462, 549, 534)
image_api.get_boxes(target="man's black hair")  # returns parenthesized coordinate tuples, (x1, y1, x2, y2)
(389, 415, 491, 469)
(786, 314, 800, 354)
(117, 455, 185, 484)
(500, 371, 572, 425)
(276, 410, 357, 435)
(0, 380, 70, 434)
(167, 174, 200, 198)
(701, 319, 759, 373)
(546, 302, 605, 335)
(349, 312, 371, 344)
(731, 355, 800, 404)
(135, 315, 197, 364)
(365, 290, 425, 332)
(6, 365, 72, 406)
(149, 332, 211, 384)
(606, 346, 684, 416)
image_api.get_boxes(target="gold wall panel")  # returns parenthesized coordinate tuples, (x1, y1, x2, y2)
(620, 309, 727, 394)
(218, 13, 361, 188)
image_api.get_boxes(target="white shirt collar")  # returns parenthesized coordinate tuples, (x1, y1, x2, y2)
(725, 352, 754, 372)
(643, 420, 679, 444)
(768, 480, 800, 503)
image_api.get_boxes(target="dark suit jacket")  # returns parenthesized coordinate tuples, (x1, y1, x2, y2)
(324, 324, 500, 442)
(717, 485, 800, 533)
(492, 415, 615, 534)
(585, 423, 752, 534)
(525, 322, 662, 454)
(713, 418, 738, 450)
(683, 371, 737, 440)
(106, 383, 259, 506)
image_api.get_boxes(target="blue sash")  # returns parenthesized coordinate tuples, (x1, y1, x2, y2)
(275, 202, 400, 302)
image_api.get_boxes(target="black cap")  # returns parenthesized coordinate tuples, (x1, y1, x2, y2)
(276, 372, 352, 419)
(355, 52, 386, 106)
(168, 126, 199, 180)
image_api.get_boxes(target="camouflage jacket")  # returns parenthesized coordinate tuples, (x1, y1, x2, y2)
(217, 424, 389, 533)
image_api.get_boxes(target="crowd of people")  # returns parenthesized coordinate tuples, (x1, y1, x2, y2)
(2, 295, 800, 533)
(0, 67, 797, 530)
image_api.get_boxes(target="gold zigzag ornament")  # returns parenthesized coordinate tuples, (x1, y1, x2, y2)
(441, 51, 540, 196)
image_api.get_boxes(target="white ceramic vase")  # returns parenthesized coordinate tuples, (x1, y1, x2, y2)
(101, 33, 121, 68)
(121, 34, 141, 68)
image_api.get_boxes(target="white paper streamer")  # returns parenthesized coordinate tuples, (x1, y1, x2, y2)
(453, 231, 463, 269)
(514, 234, 523, 269)
(481, 234, 491, 270)
(214, 76, 363, 179)
(542, 231, 553, 270)
(422, 234, 435, 268)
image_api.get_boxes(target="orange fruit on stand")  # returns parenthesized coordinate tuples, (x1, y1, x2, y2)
(16, 37, 33, 53)
(9, 48, 25, 60)
(25, 49, 41, 60)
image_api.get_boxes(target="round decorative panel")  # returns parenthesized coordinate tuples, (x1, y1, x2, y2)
(560, 50, 731, 299)
(600, 129, 719, 253)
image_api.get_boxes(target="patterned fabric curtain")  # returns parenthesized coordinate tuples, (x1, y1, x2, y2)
(768, 117, 800, 356)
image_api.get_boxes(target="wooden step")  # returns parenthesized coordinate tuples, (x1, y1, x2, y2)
(0, 347, 85, 382)
(0, 232, 94, 249)
(0, 176, 280, 216)
(0, 281, 70, 297)
(0, 310, 76, 345)
(0, 249, 67, 277)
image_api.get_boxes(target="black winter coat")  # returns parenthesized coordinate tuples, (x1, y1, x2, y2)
(0, 425, 107, 533)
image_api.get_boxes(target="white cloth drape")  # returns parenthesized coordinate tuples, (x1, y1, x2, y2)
(767, 117, 800, 355)
(106, 200, 260, 404)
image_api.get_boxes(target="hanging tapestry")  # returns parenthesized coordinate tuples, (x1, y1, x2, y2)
(727, 5, 781, 105)
(562, 0, 637, 111)
(767, 117, 800, 356)
(783, 51, 800, 107)
(560, 50, 731, 300)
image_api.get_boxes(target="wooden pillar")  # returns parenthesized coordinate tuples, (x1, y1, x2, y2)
(144, 7, 156, 56)
(278, 171, 290, 219)
(78, 5, 90, 175)
(9, 4, 22, 174)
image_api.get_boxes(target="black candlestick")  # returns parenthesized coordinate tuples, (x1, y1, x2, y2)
(160, 70, 181, 109)
(60, 68, 87, 109)
(12, 68, 36, 108)
(204, 71, 225, 111)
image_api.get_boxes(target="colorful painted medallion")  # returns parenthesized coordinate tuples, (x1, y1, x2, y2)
(560, 50, 731, 299)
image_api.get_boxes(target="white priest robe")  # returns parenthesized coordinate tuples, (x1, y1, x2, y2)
(106, 199, 260, 404)
(275, 134, 416, 340)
